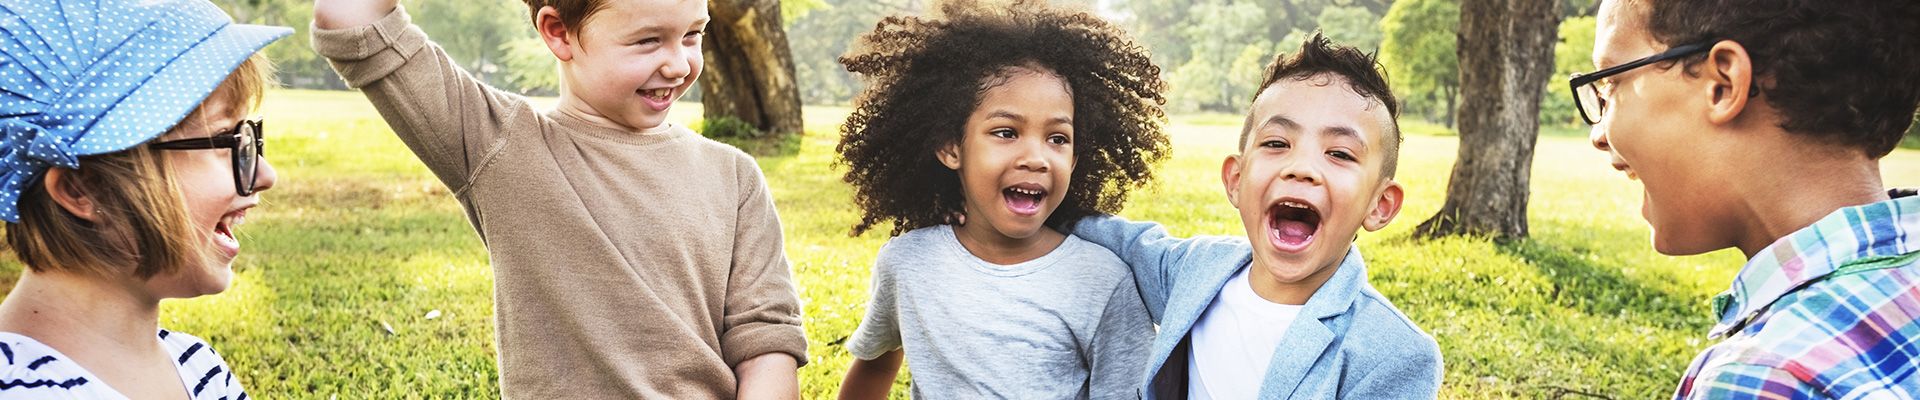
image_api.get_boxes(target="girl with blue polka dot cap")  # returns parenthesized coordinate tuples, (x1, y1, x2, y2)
(0, 0, 289, 398)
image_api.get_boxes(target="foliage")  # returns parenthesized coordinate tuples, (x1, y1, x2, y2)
(1379, 0, 1459, 126)
(218, 0, 545, 92)
(1167, 1, 1274, 113)
(700, 116, 765, 142)
(495, 37, 561, 96)
(784, 0, 920, 105)
(1317, 5, 1383, 51)
(1541, 16, 1597, 128)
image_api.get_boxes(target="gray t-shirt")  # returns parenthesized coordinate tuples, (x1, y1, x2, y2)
(848, 224, 1154, 399)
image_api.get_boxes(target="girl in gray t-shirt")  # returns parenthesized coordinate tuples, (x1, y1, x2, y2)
(832, 1, 1172, 398)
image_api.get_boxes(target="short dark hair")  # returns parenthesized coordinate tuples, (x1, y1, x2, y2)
(1628, 0, 1920, 158)
(1239, 32, 1403, 178)
(836, 0, 1170, 237)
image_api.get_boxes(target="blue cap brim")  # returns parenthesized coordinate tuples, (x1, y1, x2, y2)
(74, 23, 291, 155)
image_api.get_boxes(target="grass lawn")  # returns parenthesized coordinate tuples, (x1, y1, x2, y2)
(2, 89, 1916, 398)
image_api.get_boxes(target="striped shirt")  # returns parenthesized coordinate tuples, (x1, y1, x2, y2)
(1674, 195, 1920, 398)
(0, 330, 246, 399)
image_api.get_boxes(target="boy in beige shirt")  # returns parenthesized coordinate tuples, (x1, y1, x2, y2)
(311, 0, 806, 398)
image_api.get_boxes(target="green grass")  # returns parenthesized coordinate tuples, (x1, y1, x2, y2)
(1, 89, 1917, 398)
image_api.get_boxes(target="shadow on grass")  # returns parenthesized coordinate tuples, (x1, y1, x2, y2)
(1368, 219, 1718, 398)
(1494, 238, 1703, 331)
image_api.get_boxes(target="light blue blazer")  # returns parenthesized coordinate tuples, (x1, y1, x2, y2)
(1071, 216, 1444, 399)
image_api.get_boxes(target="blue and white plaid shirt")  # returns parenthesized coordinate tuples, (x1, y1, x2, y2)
(1674, 194, 1920, 398)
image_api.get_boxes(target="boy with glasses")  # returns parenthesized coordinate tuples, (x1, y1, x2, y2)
(1576, 0, 1920, 397)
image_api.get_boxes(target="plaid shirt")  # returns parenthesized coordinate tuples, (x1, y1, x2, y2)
(1674, 195, 1920, 399)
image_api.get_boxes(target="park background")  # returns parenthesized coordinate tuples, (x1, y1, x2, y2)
(6, 0, 1920, 398)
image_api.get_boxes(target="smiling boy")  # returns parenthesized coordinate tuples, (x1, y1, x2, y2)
(1072, 34, 1441, 399)
(1578, 0, 1920, 397)
(311, 0, 805, 398)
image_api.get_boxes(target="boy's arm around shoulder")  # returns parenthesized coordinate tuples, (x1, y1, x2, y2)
(1070, 215, 1239, 316)
(722, 156, 807, 396)
(311, 1, 530, 192)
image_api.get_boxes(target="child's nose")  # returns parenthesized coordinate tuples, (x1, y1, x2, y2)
(1589, 125, 1611, 152)
(251, 156, 278, 194)
(1016, 153, 1048, 172)
(1278, 161, 1322, 185)
(661, 46, 696, 80)
(1015, 145, 1049, 172)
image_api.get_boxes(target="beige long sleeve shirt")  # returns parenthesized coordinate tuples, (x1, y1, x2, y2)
(312, 7, 807, 398)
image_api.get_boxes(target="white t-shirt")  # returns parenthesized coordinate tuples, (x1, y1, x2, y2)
(1187, 267, 1305, 399)
(0, 330, 245, 399)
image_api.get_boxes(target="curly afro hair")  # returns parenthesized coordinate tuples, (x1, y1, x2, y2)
(836, 0, 1170, 237)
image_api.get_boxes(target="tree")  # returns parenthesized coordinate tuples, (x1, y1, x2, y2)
(785, 0, 920, 105)
(1414, 0, 1561, 240)
(701, 0, 806, 140)
(1120, 0, 1198, 68)
(1317, 6, 1383, 52)
(1379, 0, 1459, 127)
(1167, 1, 1272, 113)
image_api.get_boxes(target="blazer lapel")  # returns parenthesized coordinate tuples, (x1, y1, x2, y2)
(1258, 246, 1369, 400)
(1144, 252, 1254, 399)
(1256, 318, 1334, 399)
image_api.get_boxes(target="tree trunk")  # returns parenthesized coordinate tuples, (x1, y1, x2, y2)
(699, 0, 805, 140)
(1413, 0, 1560, 240)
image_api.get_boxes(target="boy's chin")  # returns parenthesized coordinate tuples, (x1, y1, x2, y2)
(1647, 230, 1723, 256)
(1252, 249, 1337, 284)
(615, 111, 671, 131)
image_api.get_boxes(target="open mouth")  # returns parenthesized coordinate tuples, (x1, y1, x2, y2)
(638, 88, 675, 112)
(640, 88, 672, 102)
(1267, 199, 1321, 252)
(213, 209, 246, 256)
(1003, 183, 1048, 217)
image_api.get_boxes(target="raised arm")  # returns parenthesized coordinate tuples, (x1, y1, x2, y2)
(309, 2, 535, 193)
(312, 0, 395, 30)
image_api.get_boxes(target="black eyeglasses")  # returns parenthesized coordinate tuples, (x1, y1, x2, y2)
(150, 118, 265, 196)
(1568, 40, 1717, 125)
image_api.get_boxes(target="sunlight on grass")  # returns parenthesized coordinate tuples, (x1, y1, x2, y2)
(0, 89, 1913, 398)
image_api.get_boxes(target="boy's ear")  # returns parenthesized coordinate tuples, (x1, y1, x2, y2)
(1703, 40, 1755, 126)
(936, 142, 963, 170)
(1220, 154, 1243, 207)
(1362, 179, 1404, 232)
(42, 168, 99, 223)
(535, 6, 577, 62)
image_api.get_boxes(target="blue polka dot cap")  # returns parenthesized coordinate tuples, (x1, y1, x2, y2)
(0, 0, 290, 222)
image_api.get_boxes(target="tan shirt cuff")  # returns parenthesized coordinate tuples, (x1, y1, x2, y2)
(721, 322, 810, 368)
(310, 5, 428, 88)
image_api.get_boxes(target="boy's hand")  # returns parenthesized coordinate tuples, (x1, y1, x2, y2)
(735, 352, 800, 400)
(312, 0, 400, 30)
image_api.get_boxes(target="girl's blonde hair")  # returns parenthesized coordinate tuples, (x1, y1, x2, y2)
(5, 54, 274, 278)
